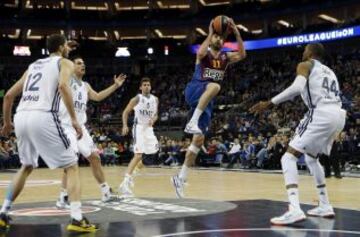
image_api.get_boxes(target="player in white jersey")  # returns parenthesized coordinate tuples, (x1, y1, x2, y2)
(55, 56, 126, 208)
(250, 43, 346, 225)
(118, 77, 159, 197)
(0, 34, 97, 232)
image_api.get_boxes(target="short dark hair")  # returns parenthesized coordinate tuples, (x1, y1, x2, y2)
(71, 55, 83, 62)
(140, 77, 151, 86)
(308, 43, 325, 60)
(47, 34, 66, 53)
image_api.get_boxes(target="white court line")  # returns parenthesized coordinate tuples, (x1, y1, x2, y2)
(122, 198, 229, 206)
(135, 173, 174, 177)
(152, 228, 360, 237)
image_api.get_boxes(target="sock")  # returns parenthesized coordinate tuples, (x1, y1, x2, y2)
(125, 173, 132, 179)
(70, 201, 83, 221)
(281, 152, 300, 210)
(0, 199, 12, 214)
(305, 155, 330, 206)
(60, 189, 68, 201)
(100, 182, 110, 195)
(179, 165, 188, 181)
(190, 108, 203, 123)
(317, 185, 330, 206)
(287, 188, 300, 210)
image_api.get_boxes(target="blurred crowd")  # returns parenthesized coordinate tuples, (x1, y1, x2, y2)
(0, 47, 359, 173)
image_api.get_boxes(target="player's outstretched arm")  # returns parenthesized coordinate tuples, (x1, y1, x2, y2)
(249, 61, 311, 114)
(270, 62, 310, 105)
(197, 20, 214, 62)
(88, 74, 126, 102)
(226, 18, 246, 63)
(59, 58, 82, 139)
(121, 96, 139, 136)
(1, 70, 27, 136)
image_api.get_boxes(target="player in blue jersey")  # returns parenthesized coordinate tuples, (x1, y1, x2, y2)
(171, 18, 246, 198)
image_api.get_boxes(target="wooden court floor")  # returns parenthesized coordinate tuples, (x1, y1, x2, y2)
(0, 166, 359, 210)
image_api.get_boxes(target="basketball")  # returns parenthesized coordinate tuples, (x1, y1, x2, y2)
(213, 15, 230, 35)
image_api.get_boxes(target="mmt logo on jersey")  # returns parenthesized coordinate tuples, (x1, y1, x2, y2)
(139, 109, 154, 117)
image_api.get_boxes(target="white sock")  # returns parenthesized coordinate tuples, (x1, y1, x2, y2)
(179, 165, 188, 181)
(190, 108, 203, 123)
(281, 152, 301, 210)
(305, 155, 330, 206)
(287, 188, 300, 210)
(70, 201, 83, 221)
(0, 199, 12, 214)
(100, 182, 110, 195)
(317, 185, 330, 206)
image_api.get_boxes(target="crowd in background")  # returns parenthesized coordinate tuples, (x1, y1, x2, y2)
(0, 47, 359, 173)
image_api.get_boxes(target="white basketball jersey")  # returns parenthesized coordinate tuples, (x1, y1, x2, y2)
(16, 56, 62, 112)
(133, 94, 158, 125)
(301, 59, 342, 109)
(58, 77, 88, 125)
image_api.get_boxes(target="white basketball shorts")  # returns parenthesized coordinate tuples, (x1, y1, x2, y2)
(289, 105, 346, 157)
(14, 111, 78, 169)
(132, 124, 159, 155)
(64, 125, 97, 158)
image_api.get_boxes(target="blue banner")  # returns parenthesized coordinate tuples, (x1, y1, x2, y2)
(190, 25, 360, 53)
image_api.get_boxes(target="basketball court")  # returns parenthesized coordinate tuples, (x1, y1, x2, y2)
(1, 167, 359, 236)
(1, 0, 360, 236)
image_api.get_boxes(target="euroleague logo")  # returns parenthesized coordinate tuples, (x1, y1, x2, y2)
(10, 206, 100, 217)
(0, 180, 61, 188)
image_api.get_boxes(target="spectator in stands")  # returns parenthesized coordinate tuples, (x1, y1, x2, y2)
(103, 142, 118, 166)
(164, 140, 181, 166)
(320, 133, 344, 179)
(207, 139, 218, 161)
(239, 139, 254, 168)
(226, 138, 242, 168)
(215, 139, 227, 164)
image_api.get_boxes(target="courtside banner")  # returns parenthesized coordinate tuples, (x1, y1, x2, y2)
(190, 25, 360, 53)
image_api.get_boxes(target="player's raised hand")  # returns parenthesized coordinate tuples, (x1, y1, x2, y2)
(249, 100, 272, 115)
(208, 20, 214, 35)
(114, 74, 127, 88)
(1, 123, 13, 137)
(122, 126, 129, 136)
(71, 119, 83, 139)
(228, 18, 239, 35)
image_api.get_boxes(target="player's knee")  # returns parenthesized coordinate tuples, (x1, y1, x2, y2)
(207, 83, 221, 94)
(65, 163, 79, 172)
(304, 154, 317, 166)
(88, 153, 100, 163)
(281, 152, 297, 166)
(286, 146, 302, 158)
(188, 144, 200, 155)
(22, 165, 33, 173)
(193, 136, 204, 147)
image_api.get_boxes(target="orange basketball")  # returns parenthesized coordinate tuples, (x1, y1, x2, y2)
(213, 15, 230, 35)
